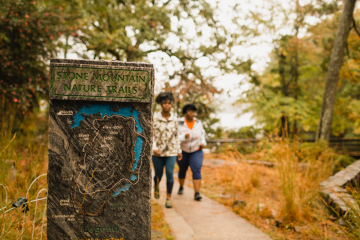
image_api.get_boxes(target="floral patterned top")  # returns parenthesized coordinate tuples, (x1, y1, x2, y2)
(152, 111, 181, 157)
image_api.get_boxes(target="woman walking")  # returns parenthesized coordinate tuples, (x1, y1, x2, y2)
(177, 104, 207, 201)
(152, 92, 182, 208)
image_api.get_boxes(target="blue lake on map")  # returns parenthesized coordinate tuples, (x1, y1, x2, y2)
(71, 104, 144, 196)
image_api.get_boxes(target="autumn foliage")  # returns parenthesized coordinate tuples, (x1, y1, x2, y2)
(0, 0, 74, 112)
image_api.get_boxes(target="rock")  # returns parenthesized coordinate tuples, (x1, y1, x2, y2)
(339, 219, 346, 226)
(294, 226, 310, 233)
(47, 59, 155, 239)
(271, 209, 277, 218)
(151, 229, 162, 238)
(275, 219, 283, 228)
(258, 203, 265, 212)
(329, 214, 338, 221)
(219, 193, 232, 199)
(232, 200, 246, 208)
(151, 229, 163, 238)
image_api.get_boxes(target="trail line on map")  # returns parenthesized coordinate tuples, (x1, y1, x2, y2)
(80, 166, 98, 206)
(73, 183, 108, 216)
(75, 120, 131, 194)
(74, 115, 147, 194)
(71, 111, 148, 216)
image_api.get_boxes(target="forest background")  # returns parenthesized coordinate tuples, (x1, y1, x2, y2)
(1, 0, 360, 140)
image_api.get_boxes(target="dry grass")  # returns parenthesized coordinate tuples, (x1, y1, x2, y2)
(151, 201, 173, 239)
(0, 100, 48, 239)
(332, 186, 360, 239)
(201, 139, 351, 239)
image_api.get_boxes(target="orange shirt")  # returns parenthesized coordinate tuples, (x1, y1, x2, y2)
(185, 119, 196, 129)
(185, 119, 201, 150)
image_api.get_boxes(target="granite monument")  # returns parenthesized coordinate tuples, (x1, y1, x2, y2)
(47, 59, 154, 240)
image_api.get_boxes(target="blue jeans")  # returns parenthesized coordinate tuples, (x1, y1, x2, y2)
(152, 156, 177, 194)
(177, 149, 203, 180)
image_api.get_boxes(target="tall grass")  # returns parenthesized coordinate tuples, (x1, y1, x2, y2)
(271, 139, 339, 224)
(202, 138, 352, 238)
(336, 186, 360, 239)
(0, 98, 48, 239)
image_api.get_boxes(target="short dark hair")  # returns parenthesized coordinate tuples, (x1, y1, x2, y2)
(182, 104, 197, 115)
(155, 92, 174, 104)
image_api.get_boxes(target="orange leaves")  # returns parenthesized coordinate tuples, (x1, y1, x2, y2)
(148, 20, 156, 27)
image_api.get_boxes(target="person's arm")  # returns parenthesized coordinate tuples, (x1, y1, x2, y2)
(200, 122, 207, 147)
(174, 120, 182, 153)
(152, 118, 160, 156)
(178, 119, 186, 142)
(174, 120, 182, 160)
(152, 138, 158, 151)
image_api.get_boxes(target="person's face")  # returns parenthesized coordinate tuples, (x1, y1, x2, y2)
(185, 110, 196, 120)
(161, 100, 172, 112)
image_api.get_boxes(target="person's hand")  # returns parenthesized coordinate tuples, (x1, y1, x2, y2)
(153, 150, 161, 157)
(199, 143, 204, 149)
(177, 153, 182, 161)
(185, 133, 190, 139)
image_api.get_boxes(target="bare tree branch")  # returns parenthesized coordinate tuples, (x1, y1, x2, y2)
(164, 0, 172, 6)
(92, 23, 103, 33)
(352, 16, 360, 38)
(108, 49, 121, 60)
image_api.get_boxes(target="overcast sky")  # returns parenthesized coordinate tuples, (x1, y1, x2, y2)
(148, 0, 277, 129)
(177, 0, 330, 129)
(61, 0, 310, 130)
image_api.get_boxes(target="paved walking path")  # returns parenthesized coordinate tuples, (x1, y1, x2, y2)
(152, 170, 272, 240)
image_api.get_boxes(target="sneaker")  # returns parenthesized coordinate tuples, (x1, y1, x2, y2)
(165, 198, 173, 208)
(154, 185, 160, 199)
(178, 186, 184, 195)
(194, 191, 202, 201)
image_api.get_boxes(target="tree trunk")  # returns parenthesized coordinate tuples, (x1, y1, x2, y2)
(292, 1, 300, 138)
(316, 0, 357, 141)
(279, 115, 289, 137)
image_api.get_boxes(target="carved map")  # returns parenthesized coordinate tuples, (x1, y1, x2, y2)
(48, 59, 154, 240)
(48, 101, 151, 240)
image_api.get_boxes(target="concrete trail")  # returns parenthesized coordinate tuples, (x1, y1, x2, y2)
(152, 171, 272, 240)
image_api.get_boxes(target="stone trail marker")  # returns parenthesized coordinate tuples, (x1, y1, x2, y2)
(47, 59, 154, 240)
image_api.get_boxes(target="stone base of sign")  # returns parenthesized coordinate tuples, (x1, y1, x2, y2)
(47, 59, 154, 240)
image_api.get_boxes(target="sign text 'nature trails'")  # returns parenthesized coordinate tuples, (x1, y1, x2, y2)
(52, 66, 149, 100)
